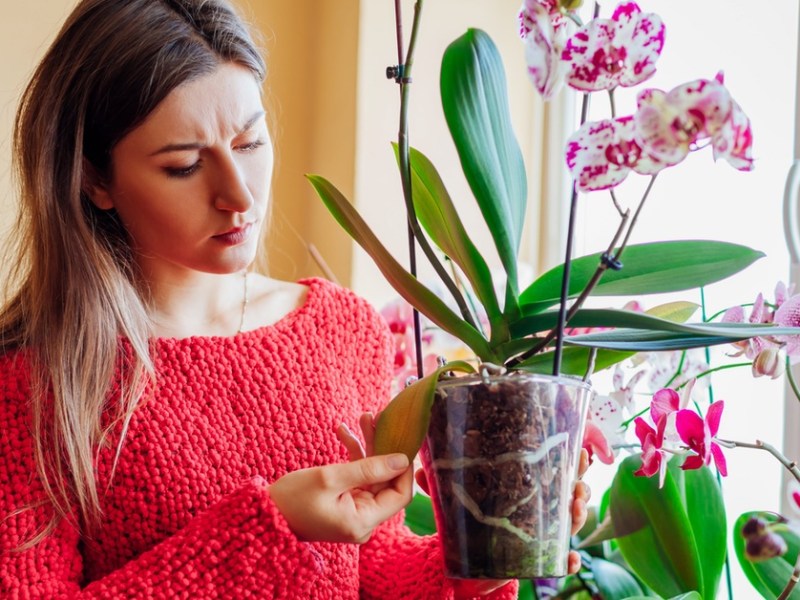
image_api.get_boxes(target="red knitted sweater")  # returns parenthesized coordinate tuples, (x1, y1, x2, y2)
(0, 278, 519, 599)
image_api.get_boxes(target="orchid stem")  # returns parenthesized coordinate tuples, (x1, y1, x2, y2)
(786, 355, 800, 403)
(673, 362, 752, 389)
(393, 0, 479, 366)
(716, 439, 800, 485)
(777, 555, 800, 600)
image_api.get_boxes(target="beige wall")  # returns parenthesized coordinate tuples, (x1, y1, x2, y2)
(242, 0, 359, 284)
(0, 0, 77, 234)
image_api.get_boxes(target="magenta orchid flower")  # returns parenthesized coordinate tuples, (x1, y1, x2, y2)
(565, 115, 665, 191)
(633, 415, 667, 486)
(562, 2, 665, 92)
(520, 0, 568, 99)
(675, 400, 728, 476)
(634, 72, 752, 169)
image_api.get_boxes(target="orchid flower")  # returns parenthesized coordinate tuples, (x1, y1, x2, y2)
(633, 415, 668, 486)
(774, 293, 800, 357)
(519, 0, 566, 35)
(675, 400, 728, 476)
(520, 0, 569, 99)
(565, 115, 665, 192)
(562, 2, 664, 92)
(712, 98, 754, 171)
(634, 73, 750, 168)
(723, 282, 800, 360)
(582, 390, 629, 465)
(380, 299, 439, 392)
(583, 420, 615, 465)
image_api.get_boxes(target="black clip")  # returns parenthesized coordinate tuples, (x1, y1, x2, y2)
(386, 64, 410, 84)
(601, 252, 623, 271)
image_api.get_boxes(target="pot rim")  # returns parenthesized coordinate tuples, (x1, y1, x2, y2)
(435, 371, 593, 392)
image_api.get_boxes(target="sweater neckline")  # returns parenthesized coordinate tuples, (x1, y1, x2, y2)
(153, 277, 322, 346)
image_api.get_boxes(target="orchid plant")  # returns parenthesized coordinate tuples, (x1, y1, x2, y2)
(310, 0, 800, 597)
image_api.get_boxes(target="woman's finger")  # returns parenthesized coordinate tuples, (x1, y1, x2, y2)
(578, 448, 590, 478)
(570, 492, 588, 535)
(336, 423, 365, 461)
(567, 550, 582, 575)
(360, 412, 376, 456)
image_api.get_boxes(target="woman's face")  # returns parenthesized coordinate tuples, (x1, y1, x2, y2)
(91, 62, 272, 279)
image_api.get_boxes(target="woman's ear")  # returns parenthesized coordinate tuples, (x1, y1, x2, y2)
(82, 158, 114, 210)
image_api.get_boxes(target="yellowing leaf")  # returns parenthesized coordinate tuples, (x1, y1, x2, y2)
(374, 361, 476, 461)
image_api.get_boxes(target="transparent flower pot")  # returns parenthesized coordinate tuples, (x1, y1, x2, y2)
(420, 372, 593, 579)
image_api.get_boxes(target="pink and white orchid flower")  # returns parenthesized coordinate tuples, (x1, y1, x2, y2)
(774, 293, 800, 357)
(723, 282, 800, 360)
(519, 0, 566, 36)
(634, 72, 751, 169)
(675, 400, 728, 476)
(520, 0, 569, 99)
(712, 99, 754, 171)
(562, 2, 665, 92)
(565, 115, 665, 192)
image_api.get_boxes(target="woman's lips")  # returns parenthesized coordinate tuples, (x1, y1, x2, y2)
(213, 223, 253, 246)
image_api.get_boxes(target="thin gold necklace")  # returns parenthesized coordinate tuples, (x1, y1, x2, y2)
(237, 270, 249, 334)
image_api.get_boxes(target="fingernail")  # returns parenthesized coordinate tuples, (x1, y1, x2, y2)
(387, 454, 409, 470)
(340, 422, 352, 435)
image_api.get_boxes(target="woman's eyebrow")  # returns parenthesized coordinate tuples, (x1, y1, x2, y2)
(149, 110, 266, 156)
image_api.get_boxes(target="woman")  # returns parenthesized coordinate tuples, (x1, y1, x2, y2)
(0, 0, 588, 597)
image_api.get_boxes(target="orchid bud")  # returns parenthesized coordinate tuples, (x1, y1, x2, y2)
(745, 532, 788, 561)
(742, 515, 790, 562)
(752, 347, 784, 379)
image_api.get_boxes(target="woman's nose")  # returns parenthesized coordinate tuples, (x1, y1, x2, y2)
(213, 154, 254, 213)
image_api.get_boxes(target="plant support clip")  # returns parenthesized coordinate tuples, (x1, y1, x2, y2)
(386, 64, 412, 84)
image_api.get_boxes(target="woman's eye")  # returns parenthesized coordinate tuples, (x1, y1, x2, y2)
(236, 139, 265, 153)
(164, 161, 201, 178)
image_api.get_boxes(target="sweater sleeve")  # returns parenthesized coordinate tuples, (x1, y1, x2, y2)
(0, 390, 322, 598)
(358, 512, 519, 600)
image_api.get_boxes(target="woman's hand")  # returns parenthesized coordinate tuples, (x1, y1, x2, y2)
(269, 450, 413, 544)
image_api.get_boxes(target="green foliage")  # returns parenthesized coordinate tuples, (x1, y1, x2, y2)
(441, 28, 527, 318)
(404, 493, 437, 536)
(733, 512, 800, 599)
(520, 241, 764, 313)
(609, 456, 725, 598)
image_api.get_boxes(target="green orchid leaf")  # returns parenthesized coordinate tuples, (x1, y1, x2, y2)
(510, 307, 703, 339)
(622, 594, 701, 600)
(566, 322, 800, 352)
(392, 143, 502, 323)
(610, 455, 704, 597)
(374, 361, 476, 461)
(578, 512, 618, 549)
(441, 28, 527, 318)
(592, 558, 645, 599)
(307, 174, 494, 360)
(668, 461, 726, 598)
(404, 492, 437, 536)
(520, 241, 765, 313)
(515, 347, 633, 377)
(733, 512, 800, 599)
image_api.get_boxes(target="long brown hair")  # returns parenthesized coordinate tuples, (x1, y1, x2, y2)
(4, 0, 266, 540)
